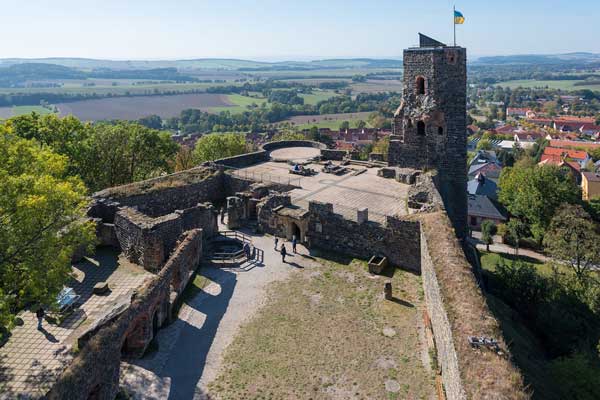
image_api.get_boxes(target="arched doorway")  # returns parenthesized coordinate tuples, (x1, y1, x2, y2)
(292, 222, 301, 242)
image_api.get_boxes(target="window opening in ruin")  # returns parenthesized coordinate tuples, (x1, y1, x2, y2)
(417, 121, 426, 135)
(438, 126, 444, 135)
(416, 76, 425, 95)
(407, 118, 413, 128)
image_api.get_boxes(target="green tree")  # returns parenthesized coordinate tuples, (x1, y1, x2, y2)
(138, 114, 163, 130)
(551, 353, 600, 400)
(356, 120, 367, 129)
(339, 121, 350, 130)
(476, 138, 493, 151)
(372, 136, 390, 159)
(499, 164, 580, 243)
(82, 122, 178, 190)
(0, 128, 95, 330)
(174, 145, 195, 172)
(192, 132, 247, 163)
(543, 204, 600, 283)
(481, 220, 498, 251)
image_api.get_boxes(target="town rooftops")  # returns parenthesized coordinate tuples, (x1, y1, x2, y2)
(549, 140, 600, 150)
(467, 194, 506, 221)
(543, 147, 589, 160)
(582, 171, 600, 182)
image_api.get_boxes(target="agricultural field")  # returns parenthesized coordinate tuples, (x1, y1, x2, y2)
(208, 93, 267, 113)
(299, 89, 339, 105)
(56, 93, 236, 121)
(350, 79, 404, 93)
(495, 79, 600, 91)
(0, 81, 231, 96)
(287, 111, 374, 130)
(0, 105, 55, 119)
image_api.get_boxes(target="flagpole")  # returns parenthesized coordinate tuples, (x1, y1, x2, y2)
(453, 5, 456, 46)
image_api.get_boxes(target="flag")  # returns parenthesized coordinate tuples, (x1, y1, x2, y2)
(454, 10, 465, 24)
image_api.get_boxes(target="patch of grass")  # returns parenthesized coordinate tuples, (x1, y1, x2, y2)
(208, 257, 434, 399)
(299, 90, 338, 105)
(209, 94, 267, 113)
(479, 251, 561, 277)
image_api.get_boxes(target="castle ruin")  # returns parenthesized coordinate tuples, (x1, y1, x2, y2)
(9, 34, 527, 400)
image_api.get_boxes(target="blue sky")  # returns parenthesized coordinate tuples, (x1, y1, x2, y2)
(2, 0, 599, 60)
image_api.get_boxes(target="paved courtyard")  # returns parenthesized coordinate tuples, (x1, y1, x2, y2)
(231, 154, 410, 224)
(0, 249, 151, 399)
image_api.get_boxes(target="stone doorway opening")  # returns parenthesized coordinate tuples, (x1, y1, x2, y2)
(292, 222, 301, 242)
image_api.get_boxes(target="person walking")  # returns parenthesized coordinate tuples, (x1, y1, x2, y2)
(36, 307, 45, 331)
(274, 237, 279, 250)
(292, 235, 297, 254)
(280, 244, 287, 263)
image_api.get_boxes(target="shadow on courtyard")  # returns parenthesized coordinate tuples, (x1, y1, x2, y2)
(162, 267, 237, 400)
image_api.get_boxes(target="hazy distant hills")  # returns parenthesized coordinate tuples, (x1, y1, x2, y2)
(0, 58, 404, 71)
(474, 52, 600, 65)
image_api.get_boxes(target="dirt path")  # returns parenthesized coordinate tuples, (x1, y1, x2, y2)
(121, 226, 317, 399)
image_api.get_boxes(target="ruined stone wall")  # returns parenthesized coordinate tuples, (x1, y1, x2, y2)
(114, 203, 216, 272)
(256, 193, 293, 237)
(47, 230, 203, 400)
(321, 149, 347, 160)
(419, 212, 527, 400)
(92, 168, 224, 218)
(305, 201, 421, 272)
(214, 151, 268, 168)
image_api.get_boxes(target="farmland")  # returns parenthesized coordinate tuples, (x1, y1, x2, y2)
(495, 79, 600, 91)
(56, 93, 235, 121)
(286, 111, 373, 129)
(0, 105, 55, 119)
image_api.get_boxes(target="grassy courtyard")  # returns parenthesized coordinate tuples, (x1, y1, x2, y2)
(208, 255, 435, 399)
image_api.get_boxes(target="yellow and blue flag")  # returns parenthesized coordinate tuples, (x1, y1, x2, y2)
(454, 10, 465, 24)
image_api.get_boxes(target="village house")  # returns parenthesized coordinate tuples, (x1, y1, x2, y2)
(538, 158, 582, 183)
(582, 171, 600, 201)
(541, 147, 591, 169)
(468, 172, 499, 200)
(467, 194, 506, 231)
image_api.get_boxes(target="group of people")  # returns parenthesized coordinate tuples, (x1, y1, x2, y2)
(274, 235, 298, 263)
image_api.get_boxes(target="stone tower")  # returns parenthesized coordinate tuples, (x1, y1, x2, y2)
(388, 33, 467, 237)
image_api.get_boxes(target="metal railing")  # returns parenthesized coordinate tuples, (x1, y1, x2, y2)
(209, 231, 264, 264)
(226, 168, 302, 187)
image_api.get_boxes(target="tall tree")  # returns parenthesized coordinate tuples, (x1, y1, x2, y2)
(499, 164, 580, 242)
(543, 204, 600, 283)
(481, 220, 498, 251)
(0, 129, 95, 330)
(192, 132, 247, 163)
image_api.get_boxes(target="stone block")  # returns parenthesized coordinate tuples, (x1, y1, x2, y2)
(368, 255, 387, 274)
(357, 208, 368, 224)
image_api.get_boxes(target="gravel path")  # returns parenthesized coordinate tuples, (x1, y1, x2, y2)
(121, 225, 316, 399)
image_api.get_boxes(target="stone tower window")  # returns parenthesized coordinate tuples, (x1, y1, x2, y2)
(407, 118, 413, 128)
(417, 121, 425, 135)
(416, 76, 425, 95)
(438, 126, 444, 135)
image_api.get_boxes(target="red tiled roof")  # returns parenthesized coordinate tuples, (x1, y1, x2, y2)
(549, 140, 600, 150)
(555, 116, 596, 123)
(543, 147, 588, 160)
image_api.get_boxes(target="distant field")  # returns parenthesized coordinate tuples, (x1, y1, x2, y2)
(0, 105, 55, 119)
(208, 94, 267, 113)
(299, 90, 339, 105)
(351, 79, 403, 93)
(0, 81, 230, 96)
(287, 111, 373, 129)
(495, 79, 600, 91)
(57, 93, 234, 121)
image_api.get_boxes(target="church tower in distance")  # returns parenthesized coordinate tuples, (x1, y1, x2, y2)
(388, 33, 467, 237)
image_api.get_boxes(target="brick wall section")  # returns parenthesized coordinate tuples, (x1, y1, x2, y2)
(305, 201, 421, 272)
(418, 212, 527, 400)
(114, 203, 216, 272)
(47, 229, 203, 400)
